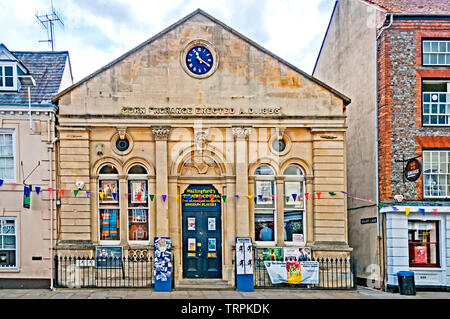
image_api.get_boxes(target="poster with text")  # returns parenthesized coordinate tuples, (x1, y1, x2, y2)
(236, 237, 252, 275)
(264, 261, 287, 284)
(264, 261, 319, 285)
(283, 247, 311, 262)
(154, 237, 172, 282)
(255, 247, 283, 269)
(415, 246, 427, 264)
(286, 262, 302, 283)
(95, 246, 123, 268)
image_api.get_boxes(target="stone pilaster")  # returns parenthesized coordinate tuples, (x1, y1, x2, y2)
(232, 127, 251, 237)
(152, 126, 171, 237)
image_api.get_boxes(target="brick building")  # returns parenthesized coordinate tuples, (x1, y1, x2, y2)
(314, 0, 450, 291)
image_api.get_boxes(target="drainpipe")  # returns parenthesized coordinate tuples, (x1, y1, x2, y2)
(48, 112, 58, 290)
(375, 12, 393, 291)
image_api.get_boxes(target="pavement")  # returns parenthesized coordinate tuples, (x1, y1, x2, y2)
(0, 286, 447, 299)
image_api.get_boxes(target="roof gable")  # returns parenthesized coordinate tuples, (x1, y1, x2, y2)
(362, 0, 450, 14)
(53, 9, 349, 105)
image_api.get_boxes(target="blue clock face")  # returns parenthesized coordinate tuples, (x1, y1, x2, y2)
(186, 45, 214, 75)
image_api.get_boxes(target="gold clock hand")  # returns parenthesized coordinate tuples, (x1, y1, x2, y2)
(195, 51, 211, 67)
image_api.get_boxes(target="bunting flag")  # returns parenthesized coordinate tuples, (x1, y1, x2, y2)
(329, 192, 336, 196)
(99, 192, 104, 200)
(210, 195, 214, 203)
(137, 193, 142, 201)
(185, 195, 191, 202)
(86, 191, 91, 198)
(175, 194, 179, 201)
(316, 192, 321, 199)
(292, 194, 297, 201)
(235, 195, 239, 199)
(35, 187, 41, 195)
(433, 208, 438, 215)
(0, 179, 3, 186)
(379, 203, 384, 209)
(271, 194, 275, 200)
(222, 195, 227, 202)
(74, 190, 79, 198)
(112, 193, 117, 200)
(341, 191, 348, 195)
(247, 195, 253, 199)
(150, 194, 155, 201)
(162, 195, 167, 202)
(418, 208, 425, 216)
(11, 183, 16, 190)
(405, 207, 411, 216)
(392, 206, 399, 211)
(198, 195, 203, 201)
(258, 194, 263, 201)
(305, 193, 309, 200)
(60, 189, 65, 197)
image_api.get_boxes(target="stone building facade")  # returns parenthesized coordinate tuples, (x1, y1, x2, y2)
(52, 10, 351, 288)
(314, 0, 450, 291)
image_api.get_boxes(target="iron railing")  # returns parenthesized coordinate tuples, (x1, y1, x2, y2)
(253, 257, 357, 290)
(54, 255, 175, 288)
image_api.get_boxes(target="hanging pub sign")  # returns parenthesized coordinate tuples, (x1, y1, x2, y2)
(404, 158, 422, 182)
(23, 185, 31, 209)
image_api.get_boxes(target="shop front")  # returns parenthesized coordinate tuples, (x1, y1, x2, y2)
(52, 9, 351, 289)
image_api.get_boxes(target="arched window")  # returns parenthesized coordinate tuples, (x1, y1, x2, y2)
(254, 164, 276, 242)
(127, 164, 149, 242)
(98, 164, 120, 242)
(283, 165, 305, 243)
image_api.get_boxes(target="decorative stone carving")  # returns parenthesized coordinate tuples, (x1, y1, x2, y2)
(181, 153, 220, 175)
(194, 130, 208, 150)
(151, 126, 171, 141)
(232, 127, 252, 139)
(116, 126, 127, 140)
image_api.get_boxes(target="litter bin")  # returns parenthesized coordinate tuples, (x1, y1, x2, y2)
(397, 271, 416, 295)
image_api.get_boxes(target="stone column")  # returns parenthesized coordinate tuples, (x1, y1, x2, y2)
(119, 176, 128, 246)
(305, 177, 314, 245)
(152, 126, 171, 237)
(232, 127, 251, 237)
(276, 177, 284, 245)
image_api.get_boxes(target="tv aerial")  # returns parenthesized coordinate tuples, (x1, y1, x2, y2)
(36, 0, 64, 51)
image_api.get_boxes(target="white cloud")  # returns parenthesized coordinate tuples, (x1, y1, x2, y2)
(0, 0, 335, 81)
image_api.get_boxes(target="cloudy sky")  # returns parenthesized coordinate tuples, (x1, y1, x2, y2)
(0, 0, 336, 82)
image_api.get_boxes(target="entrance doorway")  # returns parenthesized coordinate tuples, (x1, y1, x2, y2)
(182, 185, 222, 278)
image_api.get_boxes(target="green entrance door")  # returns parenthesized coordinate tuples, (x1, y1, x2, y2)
(182, 185, 222, 278)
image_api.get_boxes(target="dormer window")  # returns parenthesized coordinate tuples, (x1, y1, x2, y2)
(0, 63, 17, 91)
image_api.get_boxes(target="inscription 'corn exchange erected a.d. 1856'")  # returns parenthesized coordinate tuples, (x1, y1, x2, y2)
(120, 106, 281, 116)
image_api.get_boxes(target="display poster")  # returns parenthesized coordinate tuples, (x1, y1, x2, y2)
(415, 246, 428, 264)
(95, 246, 123, 268)
(255, 247, 283, 269)
(23, 185, 31, 209)
(100, 180, 118, 203)
(283, 247, 312, 262)
(154, 237, 172, 283)
(188, 238, 196, 251)
(131, 181, 146, 203)
(208, 217, 216, 231)
(255, 181, 273, 204)
(292, 234, 304, 242)
(236, 237, 252, 275)
(208, 238, 217, 251)
(264, 261, 287, 284)
(264, 260, 319, 284)
(187, 218, 196, 231)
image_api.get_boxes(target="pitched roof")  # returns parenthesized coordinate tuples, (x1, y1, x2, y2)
(52, 8, 350, 105)
(363, 0, 450, 14)
(0, 48, 69, 106)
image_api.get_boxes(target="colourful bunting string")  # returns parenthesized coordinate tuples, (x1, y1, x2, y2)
(48, 187, 53, 193)
(405, 207, 411, 216)
(392, 206, 399, 211)
(86, 191, 91, 198)
(329, 192, 336, 196)
(175, 195, 179, 201)
(210, 195, 214, 203)
(292, 194, 297, 201)
(235, 195, 239, 199)
(162, 195, 167, 202)
(99, 192, 104, 200)
(305, 193, 309, 200)
(35, 187, 41, 195)
(258, 195, 263, 201)
(74, 190, 79, 198)
(150, 194, 155, 201)
(379, 203, 383, 209)
(137, 193, 142, 201)
(418, 208, 425, 216)
(185, 195, 191, 201)
(316, 192, 321, 199)
(198, 195, 202, 201)
(247, 195, 253, 199)
(60, 189, 65, 197)
(0, 179, 3, 186)
(433, 208, 438, 215)
(11, 183, 16, 190)
(112, 193, 117, 200)
(222, 195, 227, 202)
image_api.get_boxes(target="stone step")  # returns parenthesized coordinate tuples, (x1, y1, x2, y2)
(175, 279, 234, 290)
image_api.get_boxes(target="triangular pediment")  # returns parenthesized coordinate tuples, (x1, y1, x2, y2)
(55, 9, 349, 118)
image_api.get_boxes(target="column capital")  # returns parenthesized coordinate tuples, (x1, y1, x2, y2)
(232, 126, 252, 140)
(151, 126, 171, 141)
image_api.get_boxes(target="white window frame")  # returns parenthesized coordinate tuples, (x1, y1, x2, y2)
(254, 165, 277, 245)
(98, 169, 121, 245)
(127, 174, 150, 244)
(422, 80, 450, 126)
(422, 40, 450, 66)
(283, 165, 307, 245)
(0, 217, 18, 269)
(0, 62, 18, 91)
(0, 129, 16, 182)
(423, 150, 450, 199)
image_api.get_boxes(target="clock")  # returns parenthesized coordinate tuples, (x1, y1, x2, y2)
(181, 40, 218, 79)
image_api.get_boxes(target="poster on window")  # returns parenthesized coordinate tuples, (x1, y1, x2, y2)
(236, 237, 252, 275)
(255, 247, 283, 269)
(208, 217, 216, 231)
(255, 181, 273, 204)
(284, 182, 303, 208)
(95, 246, 123, 268)
(188, 238, 196, 251)
(283, 247, 312, 262)
(100, 180, 118, 203)
(154, 237, 172, 282)
(208, 238, 217, 251)
(131, 181, 146, 203)
(187, 218, 196, 231)
(415, 246, 428, 264)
